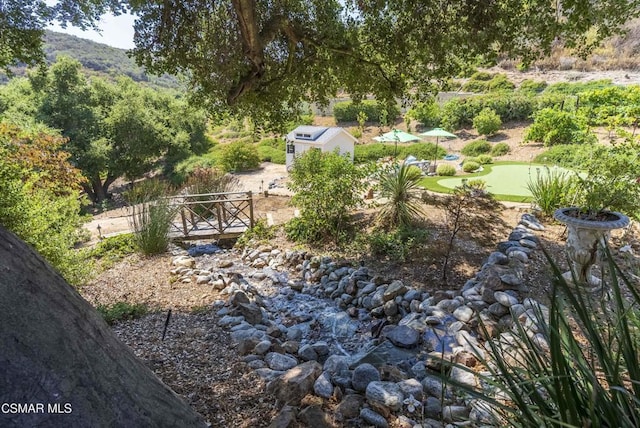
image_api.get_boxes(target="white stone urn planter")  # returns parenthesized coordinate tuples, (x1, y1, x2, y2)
(553, 208, 630, 290)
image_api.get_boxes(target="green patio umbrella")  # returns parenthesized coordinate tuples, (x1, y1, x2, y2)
(420, 127, 457, 166)
(373, 129, 421, 158)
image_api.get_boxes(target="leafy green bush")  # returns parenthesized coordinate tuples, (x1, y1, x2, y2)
(524, 108, 597, 146)
(235, 219, 276, 248)
(354, 143, 396, 163)
(446, 246, 640, 427)
(490, 142, 510, 156)
(407, 97, 441, 128)
(368, 226, 430, 263)
(172, 151, 220, 184)
(90, 233, 136, 268)
(130, 199, 174, 255)
(0, 124, 91, 286)
(220, 141, 261, 172)
(533, 144, 594, 167)
(436, 164, 456, 176)
(333, 100, 400, 124)
(461, 140, 491, 156)
(473, 108, 502, 136)
(517, 79, 548, 94)
(526, 165, 576, 216)
(97, 301, 149, 325)
(476, 154, 493, 164)
(462, 160, 480, 172)
(286, 150, 369, 243)
(397, 143, 445, 162)
(441, 93, 535, 129)
(257, 137, 286, 164)
(543, 79, 613, 95)
(462, 73, 515, 93)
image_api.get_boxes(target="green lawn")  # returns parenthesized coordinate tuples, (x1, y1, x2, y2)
(419, 162, 575, 203)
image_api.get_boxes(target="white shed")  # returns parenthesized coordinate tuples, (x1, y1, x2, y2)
(285, 126, 356, 170)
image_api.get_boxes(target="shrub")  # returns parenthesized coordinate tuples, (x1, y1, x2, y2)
(533, 144, 594, 167)
(349, 127, 363, 139)
(333, 100, 400, 124)
(441, 94, 535, 130)
(354, 143, 396, 163)
(490, 142, 510, 156)
(487, 74, 515, 91)
(461, 140, 491, 156)
(368, 226, 430, 263)
(526, 165, 576, 216)
(90, 233, 136, 269)
(462, 161, 480, 172)
(220, 141, 261, 172)
(235, 219, 276, 248)
(524, 108, 597, 146)
(407, 97, 441, 128)
(518, 79, 548, 94)
(476, 154, 493, 164)
(436, 164, 456, 176)
(257, 137, 286, 164)
(473, 108, 502, 136)
(130, 199, 174, 255)
(97, 302, 149, 325)
(286, 150, 369, 243)
(182, 167, 238, 195)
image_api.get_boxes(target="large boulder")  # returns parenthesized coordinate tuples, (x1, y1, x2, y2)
(0, 226, 206, 428)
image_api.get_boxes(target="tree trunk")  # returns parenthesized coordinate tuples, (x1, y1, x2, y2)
(91, 175, 108, 203)
(0, 226, 207, 428)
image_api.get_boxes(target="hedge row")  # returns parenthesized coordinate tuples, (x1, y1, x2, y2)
(333, 100, 400, 124)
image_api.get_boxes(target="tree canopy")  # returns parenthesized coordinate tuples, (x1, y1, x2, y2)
(5, 1, 640, 129)
(127, 0, 640, 127)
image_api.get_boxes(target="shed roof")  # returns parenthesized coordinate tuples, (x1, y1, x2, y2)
(286, 126, 357, 145)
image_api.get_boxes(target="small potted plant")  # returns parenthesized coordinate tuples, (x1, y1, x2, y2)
(553, 140, 639, 290)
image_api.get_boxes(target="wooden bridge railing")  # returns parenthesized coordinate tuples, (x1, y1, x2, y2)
(165, 191, 254, 240)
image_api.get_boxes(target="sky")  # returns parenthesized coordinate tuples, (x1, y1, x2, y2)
(47, 13, 137, 50)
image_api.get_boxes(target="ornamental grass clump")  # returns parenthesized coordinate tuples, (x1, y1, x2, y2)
(526, 165, 575, 217)
(130, 198, 175, 255)
(444, 245, 640, 427)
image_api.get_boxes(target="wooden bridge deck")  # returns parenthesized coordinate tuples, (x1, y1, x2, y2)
(166, 191, 254, 241)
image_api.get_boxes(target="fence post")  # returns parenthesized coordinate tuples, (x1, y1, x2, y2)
(248, 191, 254, 228)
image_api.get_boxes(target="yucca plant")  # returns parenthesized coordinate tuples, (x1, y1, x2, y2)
(444, 244, 640, 427)
(376, 163, 424, 229)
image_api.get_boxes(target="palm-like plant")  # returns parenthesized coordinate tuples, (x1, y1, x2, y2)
(376, 163, 424, 229)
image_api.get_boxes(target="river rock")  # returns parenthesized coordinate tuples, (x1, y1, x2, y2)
(336, 394, 365, 421)
(383, 280, 406, 302)
(386, 325, 421, 348)
(365, 381, 404, 411)
(237, 302, 263, 325)
(267, 361, 323, 406)
(298, 405, 333, 428)
(298, 344, 318, 362)
(313, 371, 334, 398)
(268, 405, 297, 428)
(352, 363, 381, 392)
(360, 408, 388, 428)
(265, 352, 298, 371)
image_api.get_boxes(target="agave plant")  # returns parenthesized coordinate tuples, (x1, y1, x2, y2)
(443, 244, 640, 427)
(376, 162, 424, 229)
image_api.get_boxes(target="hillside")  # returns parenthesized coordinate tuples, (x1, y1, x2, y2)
(1, 31, 181, 90)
